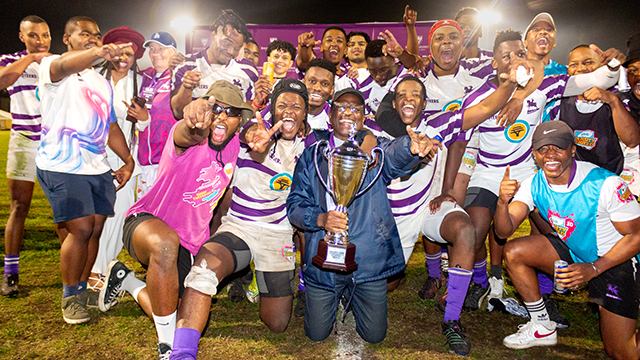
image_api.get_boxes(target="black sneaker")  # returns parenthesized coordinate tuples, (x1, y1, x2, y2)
(542, 293, 569, 329)
(99, 260, 133, 312)
(442, 320, 471, 355)
(227, 278, 246, 303)
(157, 342, 172, 360)
(1, 274, 18, 296)
(463, 283, 490, 311)
(293, 289, 306, 317)
(418, 276, 441, 300)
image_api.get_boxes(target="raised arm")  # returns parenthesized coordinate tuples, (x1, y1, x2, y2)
(49, 42, 131, 82)
(170, 69, 202, 120)
(494, 166, 530, 238)
(0, 52, 51, 89)
(404, 5, 419, 55)
(296, 32, 318, 72)
(173, 96, 215, 151)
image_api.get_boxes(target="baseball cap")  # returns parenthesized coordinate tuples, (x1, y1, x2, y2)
(524, 12, 556, 39)
(333, 88, 365, 105)
(204, 80, 254, 126)
(531, 121, 574, 151)
(143, 32, 177, 51)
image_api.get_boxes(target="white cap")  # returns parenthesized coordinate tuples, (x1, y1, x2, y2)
(524, 12, 556, 40)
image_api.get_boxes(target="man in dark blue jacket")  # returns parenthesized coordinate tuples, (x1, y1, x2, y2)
(286, 88, 436, 343)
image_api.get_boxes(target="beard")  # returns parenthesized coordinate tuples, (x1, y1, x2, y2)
(208, 132, 234, 152)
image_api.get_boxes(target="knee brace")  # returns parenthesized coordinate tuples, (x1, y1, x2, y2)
(183, 259, 219, 296)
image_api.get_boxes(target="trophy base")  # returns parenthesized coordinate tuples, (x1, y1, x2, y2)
(312, 241, 357, 272)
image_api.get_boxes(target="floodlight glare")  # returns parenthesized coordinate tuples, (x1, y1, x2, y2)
(478, 10, 501, 25)
(171, 16, 195, 32)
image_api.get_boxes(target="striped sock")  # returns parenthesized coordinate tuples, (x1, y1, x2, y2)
(473, 258, 489, 287)
(4, 255, 19, 275)
(524, 297, 553, 329)
(425, 251, 442, 279)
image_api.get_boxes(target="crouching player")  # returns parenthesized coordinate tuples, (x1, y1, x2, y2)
(169, 79, 311, 359)
(495, 120, 640, 359)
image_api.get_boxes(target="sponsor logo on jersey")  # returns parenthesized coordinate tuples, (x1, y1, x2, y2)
(573, 129, 598, 150)
(442, 100, 461, 112)
(462, 150, 477, 170)
(547, 209, 576, 241)
(621, 168, 635, 183)
(526, 99, 539, 114)
(615, 182, 634, 203)
(282, 245, 295, 262)
(504, 120, 530, 143)
(270, 173, 293, 191)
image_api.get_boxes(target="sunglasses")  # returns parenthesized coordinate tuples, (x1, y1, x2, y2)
(212, 103, 242, 118)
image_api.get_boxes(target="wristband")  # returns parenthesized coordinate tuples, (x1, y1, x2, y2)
(252, 98, 266, 110)
(590, 262, 599, 277)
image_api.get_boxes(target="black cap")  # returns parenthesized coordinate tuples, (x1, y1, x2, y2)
(531, 121, 574, 151)
(269, 78, 309, 123)
(333, 88, 365, 105)
(624, 32, 640, 68)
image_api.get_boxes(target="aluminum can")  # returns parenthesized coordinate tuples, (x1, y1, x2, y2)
(263, 62, 275, 83)
(554, 260, 569, 294)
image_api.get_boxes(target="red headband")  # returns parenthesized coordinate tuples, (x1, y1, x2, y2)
(428, 19, 463, 48)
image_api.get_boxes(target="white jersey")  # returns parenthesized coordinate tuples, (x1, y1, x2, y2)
(226, 124, 305, 232)
(172, 49, 258, 101)
(515, 161, 640, 257)
(260, 101, 331, 131)
(0, 50, 42, 140)
(37, 55, 116, 174)
(336, 67, 403, 117)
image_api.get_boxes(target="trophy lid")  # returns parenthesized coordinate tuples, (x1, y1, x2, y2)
(333, 123, 370, 160)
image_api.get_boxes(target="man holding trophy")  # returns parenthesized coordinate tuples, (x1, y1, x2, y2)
(287, 88, 437, 343)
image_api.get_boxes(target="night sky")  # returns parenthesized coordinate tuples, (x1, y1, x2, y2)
(1, 0, 638, 65)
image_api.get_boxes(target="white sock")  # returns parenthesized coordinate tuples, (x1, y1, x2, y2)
(524, 298, 553, 329)
(153, 311, 177, 346)
(122, 273, 146, 303)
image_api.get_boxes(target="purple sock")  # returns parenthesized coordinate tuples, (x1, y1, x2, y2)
(473, 258, 489, 288)
(170, 328, 201, 360)
(298, 269, 306, 291)
(425, 251, 441, 279)
(4, 255, 19, 275)
(538, 272, 553, 295)
(444, 267, 473, 322)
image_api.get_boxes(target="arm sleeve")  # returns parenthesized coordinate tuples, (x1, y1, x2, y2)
(512, 176, 536, 212)
(286, 152, 325, 232)
(562, 65, 620, 97)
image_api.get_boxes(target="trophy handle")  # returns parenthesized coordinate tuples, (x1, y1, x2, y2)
(354, 146, 385, 198)
(313, 140, 334, 198)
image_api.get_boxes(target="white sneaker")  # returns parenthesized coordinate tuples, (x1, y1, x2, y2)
(488, 276, 505, 299)
(503, 321, 557, 349)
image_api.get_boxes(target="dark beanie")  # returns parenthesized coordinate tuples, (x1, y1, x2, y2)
(624, 32, 640, 68)
(269, 78, 309, 124)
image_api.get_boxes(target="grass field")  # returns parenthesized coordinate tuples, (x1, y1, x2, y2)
(0, 130, 611, 359)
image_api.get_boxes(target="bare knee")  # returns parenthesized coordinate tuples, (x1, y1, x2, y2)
(262, 312, 290, 333)
(146, 232, 180, 269)
(503, 241, 525, 269)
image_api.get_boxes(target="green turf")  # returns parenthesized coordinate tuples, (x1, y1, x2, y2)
(0, 130, 610, 359)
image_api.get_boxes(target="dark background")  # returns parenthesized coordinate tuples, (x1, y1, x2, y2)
(1, 0, 638, 65)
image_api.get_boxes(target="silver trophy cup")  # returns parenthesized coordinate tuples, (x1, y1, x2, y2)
(312, 127, 385, 271)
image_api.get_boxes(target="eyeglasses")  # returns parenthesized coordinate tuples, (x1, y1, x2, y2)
(212, 103, 242, 118)
(333, 102, 364, 114)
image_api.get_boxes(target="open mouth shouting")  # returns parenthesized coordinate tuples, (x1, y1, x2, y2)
(211, 124, 227, 143)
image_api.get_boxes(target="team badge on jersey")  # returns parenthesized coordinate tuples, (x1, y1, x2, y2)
(442, 100, 461, 112)
(282, 245, 295, 263)
(462, 150, 477, 170)
(504, 120, 530, 143)
(270, 173, 293, 191)
(547, 210, 576, 241)
(573, 130, 598, 150)
(615, 182, 634, 203)
(621, 168, 635, 184)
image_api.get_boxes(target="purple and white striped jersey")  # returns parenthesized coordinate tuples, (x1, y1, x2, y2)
(226, 122, 306, 231)
(172, 49, 258, 101)
(335, 66, 405, 118)
(0, 50, 41, 140)
(427, 65, 620, 196)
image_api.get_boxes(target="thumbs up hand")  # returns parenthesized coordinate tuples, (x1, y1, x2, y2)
(498, 165, 520, 205)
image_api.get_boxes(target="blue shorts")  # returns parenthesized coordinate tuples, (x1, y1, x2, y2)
(37, 169, 116, 223)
